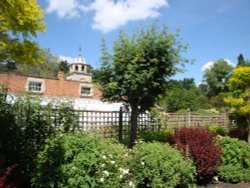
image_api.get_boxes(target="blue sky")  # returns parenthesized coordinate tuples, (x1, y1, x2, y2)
(36, 0, 250, 84)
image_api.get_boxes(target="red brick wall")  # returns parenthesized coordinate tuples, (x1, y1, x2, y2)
(0, 73, 27, 93)
(0, 72, 102, 99)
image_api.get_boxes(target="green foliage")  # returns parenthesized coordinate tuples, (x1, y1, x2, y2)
(160, 78, 206, 112)
(237, 54, 246, 67)
(0, 49, 66, 78)
(58, 60, 69, 74)
(236, 54, 250, 67)
(208, 124, 227, 136)
(15, 49, 61, 78)
(138, 129, 173, 143)
(0, 0, 45, 64)
(0, 86, 76, 186)
(224, 66, 250, 144)
(218, 137, 250, 183)
(32, 134, 132, 188)
(129, 142, 197, 188)
(99, 23, 190, 109)
(202, 59, 233, 97)
(209, 92, 231, 110)
(98, 22, 190, 146)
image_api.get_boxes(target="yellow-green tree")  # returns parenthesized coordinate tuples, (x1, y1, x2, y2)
(224, 67, 250, 144)
(0, 0, 45, 64)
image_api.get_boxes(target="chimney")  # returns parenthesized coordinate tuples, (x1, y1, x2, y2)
(57, 71, 64, 80)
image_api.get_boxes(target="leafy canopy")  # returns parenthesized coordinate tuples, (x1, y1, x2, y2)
(0, 0, 45, 64)
(224, 67, 250, 115)
(99, 23, 190, 111)
(159, 78, 205, 112)
(202, 59, 233, 97)
(224, 67, 250, 144)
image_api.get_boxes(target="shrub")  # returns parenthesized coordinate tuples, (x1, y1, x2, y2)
(228, 128, 248, 141)
(170, 127, 221, 181)
(208, 124, 227, 136)
(129, 142, 197, 188)
(32, 134, 132, 188)
(217, 137, 250, 183)
(0, 88, 76, 186)
(0, 162, 18, 188)
(138, 129, 173, 143)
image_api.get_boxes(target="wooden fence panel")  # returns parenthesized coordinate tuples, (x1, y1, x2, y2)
(162, 112, 228, 129)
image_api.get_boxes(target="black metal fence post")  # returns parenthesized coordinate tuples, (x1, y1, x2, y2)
(118, 107, 123, 142)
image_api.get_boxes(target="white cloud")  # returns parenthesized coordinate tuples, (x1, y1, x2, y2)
(45, 0, 168, 32)
(59, 55, 74, 63)
(88, 0, 168, 33)
(201, 59, 235, 72)
(46, 0, 80, 19)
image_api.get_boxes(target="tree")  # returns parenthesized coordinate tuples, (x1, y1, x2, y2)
(237, 54, 245, 67)
(98, 23, 189, 147)
(224, 67, 250, 144)
(202, 59, 234, 97)
(58, 60, 69, 74)
(159, 78, 207, 112)
(237, 54, 250, 67)
(0, 0, 45, 64)
(15, 49, 60, 78)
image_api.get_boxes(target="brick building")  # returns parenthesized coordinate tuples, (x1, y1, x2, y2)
(0, 53, 122, 111)
(0, 53, 101, 99)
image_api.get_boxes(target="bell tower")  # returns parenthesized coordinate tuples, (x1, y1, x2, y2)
(66, 48, 92, 82)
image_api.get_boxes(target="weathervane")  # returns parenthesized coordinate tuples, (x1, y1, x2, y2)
(78, 44, 82, 55)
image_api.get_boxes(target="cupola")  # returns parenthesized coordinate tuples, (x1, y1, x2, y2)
(66, 49, 92, 82)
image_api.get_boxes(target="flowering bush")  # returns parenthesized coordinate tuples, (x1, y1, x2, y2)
(217, 137, 250, 183)
(32, 134, 133, 188)
(170, 127, 221, 181)
(128, 142, 197, 188)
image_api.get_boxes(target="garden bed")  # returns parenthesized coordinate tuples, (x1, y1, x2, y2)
(200, 181, 250, 188)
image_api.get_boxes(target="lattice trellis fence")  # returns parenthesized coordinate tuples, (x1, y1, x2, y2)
(49, 108, 229, 143)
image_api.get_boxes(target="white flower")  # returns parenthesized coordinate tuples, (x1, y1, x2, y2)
(141, 161, 145, 165)
(122, 169, 129, 175)
(119, 174, 123, 179)
(101, 163, 106, 167)
(103, 170, 109, 177)
(110, 160, 115, 164)
(102, 155, 107, 159)
(124, 153, 128, 157)
(100, 177, 104, 182)
(129, 181, 135, 188)
(118, 168, 123, 171)
(213, 176, 219, 182)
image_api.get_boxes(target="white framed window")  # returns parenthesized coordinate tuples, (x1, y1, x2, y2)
(26, 78, 45, 93)
(28, 81, 42, 91)
(80, 86, 91, 96)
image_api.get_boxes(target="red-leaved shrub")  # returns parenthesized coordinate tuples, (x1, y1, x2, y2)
(170, 127, 221, 181)
(0, 162, 18, 188)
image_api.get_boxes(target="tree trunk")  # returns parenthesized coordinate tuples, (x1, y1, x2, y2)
(129, 102, 139, 148)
